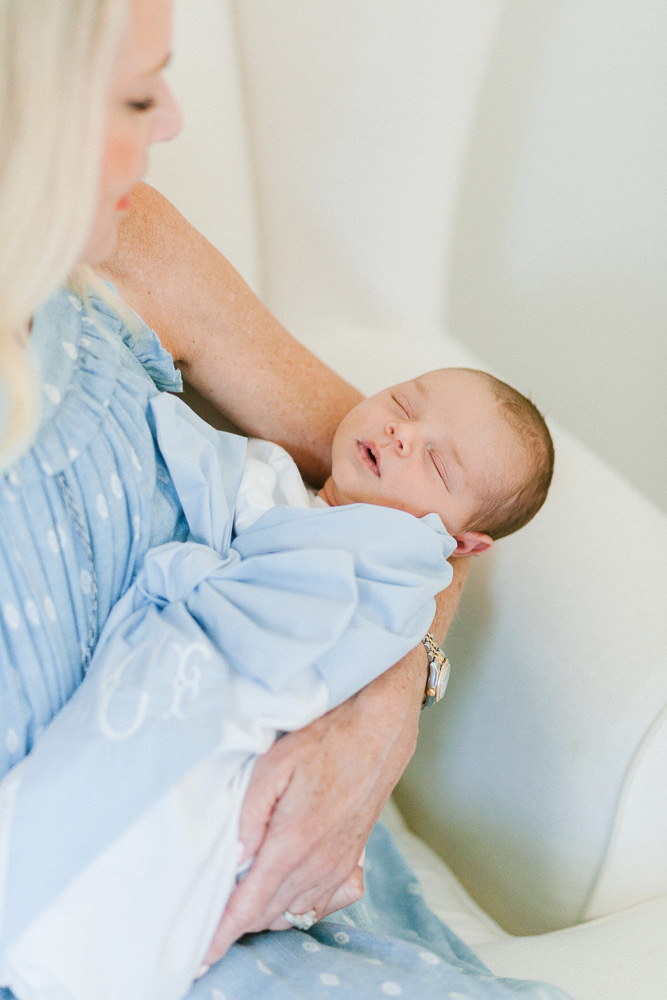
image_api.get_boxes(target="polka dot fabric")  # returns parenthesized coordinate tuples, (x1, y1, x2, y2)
(0, 287, 186, 776)
(190, 824, 573, 1000)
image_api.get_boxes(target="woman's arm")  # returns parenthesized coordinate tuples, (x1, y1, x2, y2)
(95, 182, 362, 485)
(96, 183, 470, 954)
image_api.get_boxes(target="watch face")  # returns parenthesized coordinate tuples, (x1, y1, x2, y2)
(435, 660, 450, 702)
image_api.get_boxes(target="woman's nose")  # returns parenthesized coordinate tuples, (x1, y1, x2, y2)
(152, 82, 184, 145)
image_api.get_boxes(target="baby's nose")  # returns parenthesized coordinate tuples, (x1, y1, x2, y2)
(385, 422, 412, 455)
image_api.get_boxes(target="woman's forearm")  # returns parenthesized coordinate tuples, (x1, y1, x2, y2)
(95, 183, 363, 485)
(429, 554, 470, 647)
(362, 554, 470, 721)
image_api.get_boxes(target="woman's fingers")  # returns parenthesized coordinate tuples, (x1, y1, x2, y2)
(234, 748, 294, 866)
(198, 864, 364, 979)
(316, 858, 366, 917)
(203, 650, 426, 967)
(204, 723, 370, 962)
(265, 844, 367, 931)
(200, 574, 464, 970)
(271, 846, 366, 929)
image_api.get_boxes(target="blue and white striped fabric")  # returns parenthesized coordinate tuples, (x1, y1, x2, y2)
(0, 287, 186, 780)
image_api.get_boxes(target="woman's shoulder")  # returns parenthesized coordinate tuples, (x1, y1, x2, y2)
(9, 284, 182, 484)
(83, 281, 182, 393)
(32, 283, 182, 392)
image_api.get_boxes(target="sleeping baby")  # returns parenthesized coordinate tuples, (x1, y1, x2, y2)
(2, 367, 553, 1000)
(237, 365, 553, 553)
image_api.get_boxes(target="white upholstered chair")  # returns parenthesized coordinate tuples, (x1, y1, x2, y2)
(147, 4, 667, 997)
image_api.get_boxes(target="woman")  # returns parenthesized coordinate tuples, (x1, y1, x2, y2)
(0, 2, 571, 999)
(1, 0, 462, 959)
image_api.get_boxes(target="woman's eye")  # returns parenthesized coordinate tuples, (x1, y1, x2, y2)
(127, 97, 156, 113)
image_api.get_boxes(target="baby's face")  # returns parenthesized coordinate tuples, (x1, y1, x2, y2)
(324, 369, 524, 542)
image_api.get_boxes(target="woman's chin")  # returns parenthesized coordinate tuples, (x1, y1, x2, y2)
(78, 220, 122, 267)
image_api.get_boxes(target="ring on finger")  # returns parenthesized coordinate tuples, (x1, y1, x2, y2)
(283, 907, 318, 931)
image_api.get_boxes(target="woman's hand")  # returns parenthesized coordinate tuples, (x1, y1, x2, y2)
(201, 560, 469, 966)
(202, 647, 426, 965)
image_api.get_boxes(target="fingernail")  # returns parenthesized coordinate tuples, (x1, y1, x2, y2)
(195, 964, 210, 980)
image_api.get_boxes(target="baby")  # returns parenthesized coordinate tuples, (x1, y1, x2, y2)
(237, 366, 554, 554)
(6, 367, 553, 998)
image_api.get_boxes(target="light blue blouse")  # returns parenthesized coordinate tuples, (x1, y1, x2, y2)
(0, 286, 187, 777)
(0, 288, 573, 1000)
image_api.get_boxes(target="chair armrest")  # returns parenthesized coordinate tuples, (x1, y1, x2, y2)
(382, 799, 507, 948)
(476, 896, 667, 1000)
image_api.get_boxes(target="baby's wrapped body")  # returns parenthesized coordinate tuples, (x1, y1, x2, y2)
(0, 392, 455, 1000)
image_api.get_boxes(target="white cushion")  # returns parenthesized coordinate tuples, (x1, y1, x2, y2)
(476, 896, 667, 1000)
(582, 700, 667, 920)
(388, 798, 667, 1000)
(398, 415, 667, 933)
(303, 320, 667, 934)
(382, 800, 506, 948)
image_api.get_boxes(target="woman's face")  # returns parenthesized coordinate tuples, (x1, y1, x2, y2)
(82, 0, 182, 263)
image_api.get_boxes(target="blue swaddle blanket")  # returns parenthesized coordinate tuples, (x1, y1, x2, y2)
(0, 392, 572, 1000)
(0, 394, 455, 999)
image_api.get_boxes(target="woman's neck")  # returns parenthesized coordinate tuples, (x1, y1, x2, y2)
(15, 320, 32, 346)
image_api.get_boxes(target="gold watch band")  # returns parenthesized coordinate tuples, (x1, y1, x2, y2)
(421, 631, 451, 708)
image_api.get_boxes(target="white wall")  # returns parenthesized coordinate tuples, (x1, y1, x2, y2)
(151, 1, 666, 513)
(234, 0, 666, 512)
(234, 0, 503, 334)
(147, 0, 261, 292)
(447, 0, 667, 513)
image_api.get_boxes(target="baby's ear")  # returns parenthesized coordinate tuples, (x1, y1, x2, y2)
(451, 531, 494, 557)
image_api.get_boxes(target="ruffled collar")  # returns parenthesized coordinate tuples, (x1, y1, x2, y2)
(3, 287, 182, 485)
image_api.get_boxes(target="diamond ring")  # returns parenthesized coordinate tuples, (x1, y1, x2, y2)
(283, 907, 318, 931)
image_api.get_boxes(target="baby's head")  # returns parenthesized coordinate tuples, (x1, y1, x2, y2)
(319, 368, 554, 556)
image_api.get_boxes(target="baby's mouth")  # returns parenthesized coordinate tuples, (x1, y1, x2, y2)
(357, 440, 380, 477)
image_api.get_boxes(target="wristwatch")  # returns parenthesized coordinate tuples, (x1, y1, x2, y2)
(421, 632, 451, 708)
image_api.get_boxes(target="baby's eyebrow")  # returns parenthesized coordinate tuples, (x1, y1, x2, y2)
(450, 442, 464, 472)
(411, 377, 427, 397)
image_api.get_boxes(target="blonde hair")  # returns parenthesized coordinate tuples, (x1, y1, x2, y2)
(0, 0, 129, 469)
